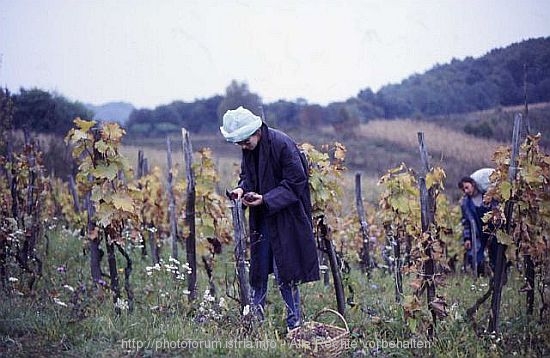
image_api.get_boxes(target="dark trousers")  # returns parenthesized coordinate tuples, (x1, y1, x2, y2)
(251, 218, 301, 329)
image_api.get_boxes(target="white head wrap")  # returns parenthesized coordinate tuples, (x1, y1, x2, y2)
(470, 167, 495, 193)
(220, 106, 262, 143)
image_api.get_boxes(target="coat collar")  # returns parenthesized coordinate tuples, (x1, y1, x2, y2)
(257, 124, 270, 188)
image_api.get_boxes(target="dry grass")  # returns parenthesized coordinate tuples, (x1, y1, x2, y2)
(120, 144, 185, 175)
(358, 119, 505, 168)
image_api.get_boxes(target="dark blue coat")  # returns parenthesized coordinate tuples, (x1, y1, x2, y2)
(238, 124, 320, 286)
(460, 194, 498, 267)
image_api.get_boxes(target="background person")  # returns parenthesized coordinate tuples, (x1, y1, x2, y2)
(220, 106, 319, 330)
(458, 176, 498, 276)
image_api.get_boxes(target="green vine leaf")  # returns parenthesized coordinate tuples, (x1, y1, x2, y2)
(500, 180, 512, 200)
(93, 163, 118, 180)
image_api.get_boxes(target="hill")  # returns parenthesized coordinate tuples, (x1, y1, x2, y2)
(85, 101, 135, 124)
(369, 36, 550, 118)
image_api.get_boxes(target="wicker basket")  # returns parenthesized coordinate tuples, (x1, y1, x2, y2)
(286, 308, 350, 357)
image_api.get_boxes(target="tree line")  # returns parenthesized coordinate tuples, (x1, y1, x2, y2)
(6, 37, 550, 138)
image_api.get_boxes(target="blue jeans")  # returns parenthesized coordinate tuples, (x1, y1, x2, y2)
(251, 219, 301, 329)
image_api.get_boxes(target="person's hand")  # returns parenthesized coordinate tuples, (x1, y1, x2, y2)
(228, 188, 244, 200)
(464, 240, 472, 250)
(242, 192, 263, 207)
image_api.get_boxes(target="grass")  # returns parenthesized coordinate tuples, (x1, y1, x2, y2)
(1, 226, 548, 357)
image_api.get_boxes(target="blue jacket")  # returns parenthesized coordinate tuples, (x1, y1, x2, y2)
(238, 124, 320, 286)
(460, 194, 496, 265)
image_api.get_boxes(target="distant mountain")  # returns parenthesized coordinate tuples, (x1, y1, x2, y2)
(85, 101, 135, 124)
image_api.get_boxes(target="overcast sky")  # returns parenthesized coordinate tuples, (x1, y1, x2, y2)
(1, 0, 549, 109)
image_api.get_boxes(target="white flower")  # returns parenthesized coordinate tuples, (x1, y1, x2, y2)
(8, 277, 19, 283)
(54, 298, 68, 307)
(145, 264, 161, 274)
(182, 263, 192, 274)
(203, 289, 215, 302)
(242, 305, 250, 316)
(169, 257, 180, 265)
(63, 284, 75, 292)
(164, 264, 179, 273)
(115, 298, 129, 310)
(218, 297, 227, 309)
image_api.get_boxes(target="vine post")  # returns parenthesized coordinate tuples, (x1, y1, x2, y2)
(68, 175, 80, 213)
(469, 218, 478, 279)
(317, 215, 346, 315)
(520, 85, 535, 315)
(227, 193, 250, 313)
(135, 149, 148, 258)
(166, 137, 178, 261)
(181, 128, 197, 302)
(355, 172, 371, 278)
(417, 132, 437, 337)
(488, 113, 521, 333)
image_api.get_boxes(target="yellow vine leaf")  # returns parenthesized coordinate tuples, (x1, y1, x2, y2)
(70, 129, 89, 143)
(102, 122, 125, 142)
(496, 231, 514, 246)
(94, 140, 109, 154)
(392, 196, 410, 214)
(334, 143, 346, 160)
(97, 204, 115, 228)
(112, 194, 134, 212)
(74, 117, 96, 132)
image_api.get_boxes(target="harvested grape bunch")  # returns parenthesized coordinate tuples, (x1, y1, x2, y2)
(290, 323, 333, 341)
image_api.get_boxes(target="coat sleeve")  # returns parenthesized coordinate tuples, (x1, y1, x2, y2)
(262, 144, 308, 216)
(460, 200, 472, 242)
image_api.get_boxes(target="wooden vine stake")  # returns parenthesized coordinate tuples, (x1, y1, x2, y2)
(181, 128, 197, 302)
(520, 79, 535, 316)
(227, 193, 250, 313)
(488, 113, 521, 333)
(417, 132, 437, 337)
(317, 215, 346, 315)
(135, 149, 148, 258)
(355, 172, 371, 278)
(166, 137, 178, 261)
